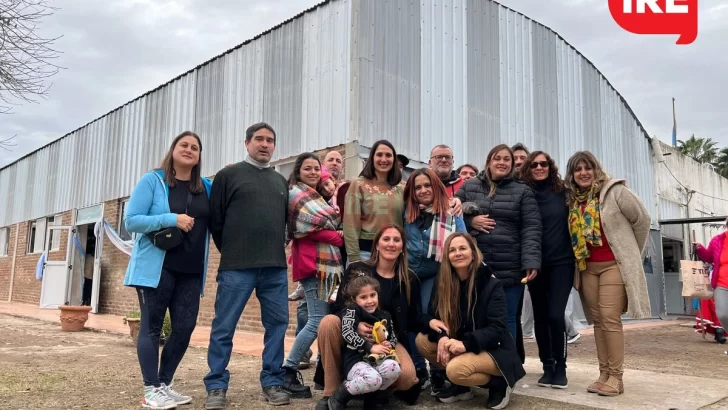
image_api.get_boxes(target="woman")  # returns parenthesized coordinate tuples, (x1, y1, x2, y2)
(281, 153, 344, 397)
(124, 131, 213, 409)
(315, 225, 422, 409)
(565, 151, 651, 397)
(455, 144, 542, 340)
(520, 151, 575, 389)
(695, 218, 728, 343)
(343, 140, 405, 263)
(403, 168, 466, 391)
(416, 233, 525, 409)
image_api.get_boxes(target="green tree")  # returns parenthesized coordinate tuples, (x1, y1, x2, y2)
(677, 135, 719, 164)
(716, 147, 728, 179)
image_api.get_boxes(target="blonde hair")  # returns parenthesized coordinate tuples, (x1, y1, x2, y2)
(482, 144, 515, 198)
(433, 233, 482, 333)
(564, 151, 611, 204)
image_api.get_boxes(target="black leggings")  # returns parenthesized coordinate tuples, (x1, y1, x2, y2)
(528, 263, 574, 366)
(136, 269, 201, 386)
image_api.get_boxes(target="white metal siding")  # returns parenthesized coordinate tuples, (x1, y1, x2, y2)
(0, 0, 352, 227)
(354, 0, 656, 220)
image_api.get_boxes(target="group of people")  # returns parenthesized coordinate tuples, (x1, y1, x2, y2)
(122, 122, 653, 410)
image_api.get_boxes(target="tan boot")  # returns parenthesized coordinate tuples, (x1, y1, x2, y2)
(586, 373, 609, 393)
(597, 376, 624, 396)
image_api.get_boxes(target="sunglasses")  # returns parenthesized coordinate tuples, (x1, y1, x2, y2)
(529, 161, 549, 169)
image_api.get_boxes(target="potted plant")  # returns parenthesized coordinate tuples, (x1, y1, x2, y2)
(58, 303, 93, 332)
(123, 310, 172, 345)
(123, 311, 141, 343)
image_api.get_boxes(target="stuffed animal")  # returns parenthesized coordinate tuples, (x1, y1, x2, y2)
(365, 319, 399, 366)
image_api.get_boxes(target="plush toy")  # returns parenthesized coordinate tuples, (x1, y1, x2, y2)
(365, 319, 399, 366)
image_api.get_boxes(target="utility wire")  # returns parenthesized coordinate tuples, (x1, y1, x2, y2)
(660, 162, 728, 203)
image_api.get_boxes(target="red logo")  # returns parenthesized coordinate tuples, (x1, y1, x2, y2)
(608, 0, 698, 45)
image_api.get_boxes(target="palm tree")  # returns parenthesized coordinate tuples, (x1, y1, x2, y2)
(716, 147, 728, 179)
(677, 135, 719, 164)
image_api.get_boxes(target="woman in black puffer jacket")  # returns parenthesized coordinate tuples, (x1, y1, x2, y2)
(456, 143, 542, 342)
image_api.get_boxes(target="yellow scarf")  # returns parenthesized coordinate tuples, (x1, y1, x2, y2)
(568, 187, 603, 271)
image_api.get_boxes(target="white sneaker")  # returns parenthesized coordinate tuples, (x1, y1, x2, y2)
(160, 382, 192, 405)
(567, 333, 581, 344)
(288, 284, 305, 301)
(142, 386, 177, 409)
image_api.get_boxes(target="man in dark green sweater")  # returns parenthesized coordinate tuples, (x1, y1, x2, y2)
(204, 122, 307, 409)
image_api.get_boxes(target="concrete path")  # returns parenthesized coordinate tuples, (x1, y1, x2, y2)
(515, 358, 728, 410)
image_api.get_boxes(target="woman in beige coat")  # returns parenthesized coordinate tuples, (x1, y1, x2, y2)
(565, 151, 651, 397)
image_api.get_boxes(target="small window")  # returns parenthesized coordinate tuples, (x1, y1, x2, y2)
(48, 215, 62, 251)
(27, 218, 46, 254)
(119, 198, 135, 241)
(0, 227, 9, 257)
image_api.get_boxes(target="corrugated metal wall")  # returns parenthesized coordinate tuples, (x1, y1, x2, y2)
(354, 0, 656, 220)
(0, 0, 351, 227)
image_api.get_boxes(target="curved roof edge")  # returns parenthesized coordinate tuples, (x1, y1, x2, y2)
(2, 0, 652, 171)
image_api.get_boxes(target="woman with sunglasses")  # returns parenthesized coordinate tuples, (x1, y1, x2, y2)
(519, 152, 575, 390)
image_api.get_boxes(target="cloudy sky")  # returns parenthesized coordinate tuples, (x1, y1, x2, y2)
(1, 0, 725, 167)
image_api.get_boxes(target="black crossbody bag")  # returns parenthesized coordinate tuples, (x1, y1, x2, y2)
(147, 191, 192, 250)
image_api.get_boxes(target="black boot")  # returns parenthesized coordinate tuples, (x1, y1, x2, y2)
(537, 362, 554, 387)
(551, 362, 568, 389)
(282, 367, 312, 398)
(715, 328, 727, 344)
(328, 384, 353, 410)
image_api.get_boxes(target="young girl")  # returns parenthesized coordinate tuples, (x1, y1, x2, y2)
(329, 271, 402, 409)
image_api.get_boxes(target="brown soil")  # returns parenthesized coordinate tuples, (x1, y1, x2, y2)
(0, 314, 594, 410)
(524, 322, 727, 379)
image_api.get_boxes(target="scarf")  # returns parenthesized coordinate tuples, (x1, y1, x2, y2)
(568, 186, 603, 271)
(289, 182, 343, 298)
(245, 156, 270, 168)
(423, 206, 457, 262)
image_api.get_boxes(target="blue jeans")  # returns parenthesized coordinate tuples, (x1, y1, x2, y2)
(503, 285, 525, 339)
(204, 268, 289, 390)
(409, 275, 435, 370)
(283, 276, 329, 369)
(295, 301, 308, 336)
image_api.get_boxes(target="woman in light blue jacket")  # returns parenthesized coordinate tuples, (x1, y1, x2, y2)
(402, 167, 466, 393)
(124, 131, 212, 410)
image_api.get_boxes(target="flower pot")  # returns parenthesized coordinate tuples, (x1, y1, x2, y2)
(126, 317, 141, 343)
(58, 305, 92, 332)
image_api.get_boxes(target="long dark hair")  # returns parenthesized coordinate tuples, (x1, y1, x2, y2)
(360, 140, 402, 186)
(520, 151, 565, 192)
(287, 152, 321, 187)
(403, 168, 450, 224)
(365, 224, 412, 303)
(159, 131, 204, 193)
(482, 144, 514, 198)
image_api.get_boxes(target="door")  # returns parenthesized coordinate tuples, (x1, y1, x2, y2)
(39, 225, 75, 309)
(91, 221, 103, 313)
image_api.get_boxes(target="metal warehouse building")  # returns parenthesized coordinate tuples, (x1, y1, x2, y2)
(0, 0, 725, 329)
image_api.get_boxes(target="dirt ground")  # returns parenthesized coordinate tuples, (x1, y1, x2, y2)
(524, 321, 728, 380)
(0, 315, 721, 410)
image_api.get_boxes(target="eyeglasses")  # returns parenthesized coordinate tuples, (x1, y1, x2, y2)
(431, 155, 453, 162)
(529, 161, 549, 169)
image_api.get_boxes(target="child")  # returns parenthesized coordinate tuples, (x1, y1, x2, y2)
(328, 272, 401, 409)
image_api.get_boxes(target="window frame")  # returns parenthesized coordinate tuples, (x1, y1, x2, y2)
(119, 198, 136, 242)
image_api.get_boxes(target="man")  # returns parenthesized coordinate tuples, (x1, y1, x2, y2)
(322, 150, 343, 180)
(428, 145, 463, 198)
(397, 154, 410, 182)
(512, 143, 530, 175)
(204, 122, 308, 409)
